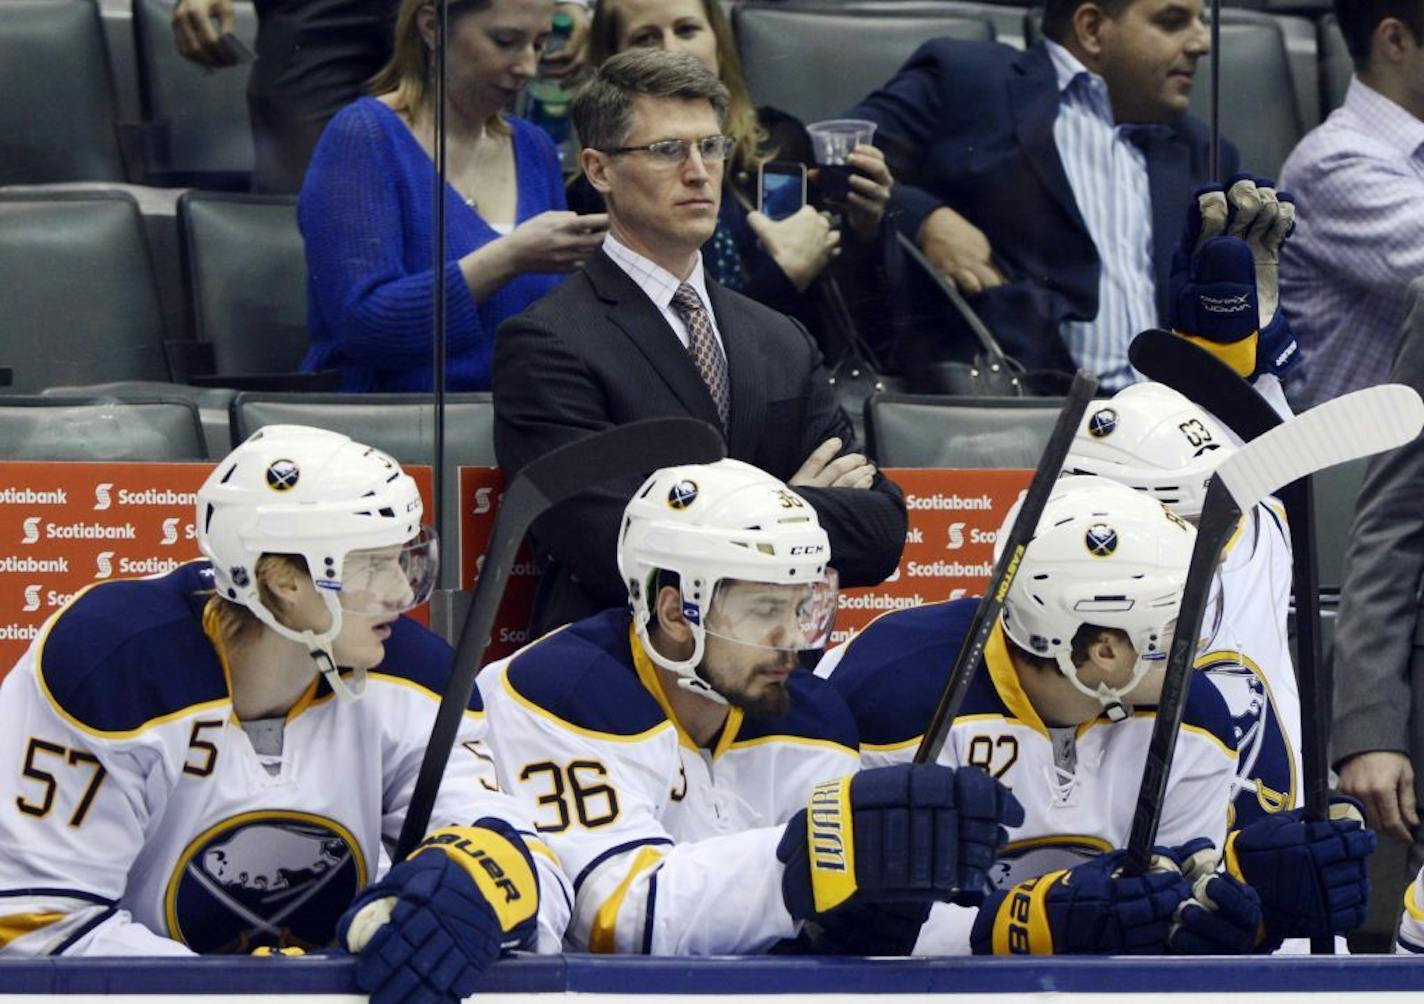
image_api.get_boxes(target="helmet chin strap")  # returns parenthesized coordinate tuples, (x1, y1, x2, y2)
(249, 591, 367, 702)
(1055, 652, 1154, 724)
(632, 613, 730, 708)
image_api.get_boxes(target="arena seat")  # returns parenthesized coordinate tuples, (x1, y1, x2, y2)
(178, 191, 308, 379)
(41, 381, 237, 458)
(0, 0, 126, 184)
(865, 393, 1064, 468)
(0, 395, 205, 460)
(132, 0, 256, 188)
(229, 393, 496, 589)
(0, 190, 169, 392)
(1314, 456, 1368, 603)
(1319, 14, 1352, 115)
(734, 2, 995, 126)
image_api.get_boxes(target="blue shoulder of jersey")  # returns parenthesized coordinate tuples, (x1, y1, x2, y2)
(504, 609, 666, 738)
(360, 617, 474, 711)
(1179, 670, 1239, 754)
(828, 598, 981, 749)
(735, 672, 859, 753)
(38, 562, 229, 735)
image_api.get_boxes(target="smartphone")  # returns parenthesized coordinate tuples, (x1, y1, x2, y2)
(758, 161, 807, 222)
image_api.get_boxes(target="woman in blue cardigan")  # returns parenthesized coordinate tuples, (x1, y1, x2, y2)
(299, 0, 608, 392)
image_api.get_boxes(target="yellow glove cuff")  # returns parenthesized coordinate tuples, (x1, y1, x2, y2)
(991, 870, 1066, 955)
(806, 776, 858, 914)
(1175, 330, 1259, 379)
(414, 825, 539, 934)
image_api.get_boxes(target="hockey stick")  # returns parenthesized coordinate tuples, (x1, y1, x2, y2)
(913, 370, 1099, 765)
(1124, 384, 1424, 876)
(1128, 330, 1330, 871)
(395, 417, 726, 860)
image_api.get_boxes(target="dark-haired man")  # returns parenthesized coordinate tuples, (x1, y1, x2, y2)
(1279, 0, 1424, 410)
(853, 0, 1236, 386)
(493, 49, 906, 636)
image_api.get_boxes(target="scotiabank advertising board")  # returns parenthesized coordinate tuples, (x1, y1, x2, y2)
(0, 464, 1028, 678)
(0, 463, 432, 675)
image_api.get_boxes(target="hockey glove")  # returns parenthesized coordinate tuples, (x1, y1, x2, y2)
(338, 819, 539, 1004)
(1161, 837, 1263, 955)
(969, 849, 1188, 955)
(793, 900, 933, 956)
(777, 764, 1023, 922)
(1226, 796, 1376, 943)
(1169, 175, 1300, 380)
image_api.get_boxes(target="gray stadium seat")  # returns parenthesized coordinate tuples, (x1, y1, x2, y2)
(133, 0, 256, 187)
(1319, 14, 1352, 115)
(0, 395, 205, 460)
(0, 190, 169, 392)
(0, 0, 126, 183)
(41, 380, 237, 457)
(865, 393, 1064, 467)
(178, 191, 308, 377)
(1186, 10, 1303, 176)
(229, 393, 496, 588)
(734, 2, 995, 125)
(1314, 455, 1369, 601)
(1274, 13, 1320, 133)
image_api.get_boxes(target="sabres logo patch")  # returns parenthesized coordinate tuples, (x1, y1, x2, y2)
(667, 479, 698, 509)
(1088, 408, 1118, 438)
(266, 460, 300, 492)
(1085, 523, 1118, 557)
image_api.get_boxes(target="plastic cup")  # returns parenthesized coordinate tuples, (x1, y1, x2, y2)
(806, 119, 877, 203)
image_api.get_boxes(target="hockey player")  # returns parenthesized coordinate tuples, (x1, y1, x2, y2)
(478, 458, 1024, 956)
(820, 477, 1264, 955)
(0, 426, 570, 1004)
(1066, 383, 1376, 947)
(1397, 864, 1424, 954)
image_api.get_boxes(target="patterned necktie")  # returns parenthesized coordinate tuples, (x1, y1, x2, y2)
(670, 283, 730, 429)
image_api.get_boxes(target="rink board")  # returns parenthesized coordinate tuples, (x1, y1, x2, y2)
(6, 955, 1424, 1000)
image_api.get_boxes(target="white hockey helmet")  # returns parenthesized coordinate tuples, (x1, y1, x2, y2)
(197, 425, 437, 700)
(617, 458, 836, 704)
(1066, 382, 1235, 519)
(998, 475, 1206, 720)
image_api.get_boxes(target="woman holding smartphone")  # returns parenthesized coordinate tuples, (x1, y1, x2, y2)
(570, 0, 893, 333)
(298, 0, 609, 393)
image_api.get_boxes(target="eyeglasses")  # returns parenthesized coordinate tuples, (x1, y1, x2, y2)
(599, 134, 735, 165)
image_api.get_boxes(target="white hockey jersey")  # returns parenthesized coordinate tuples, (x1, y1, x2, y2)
(0, 562, 570, 957)
(819, 598, 1238, 953)
(1397, 863, 1424, 954)
(477, 609, 860, 956)
(1201, 498, 1301, 826)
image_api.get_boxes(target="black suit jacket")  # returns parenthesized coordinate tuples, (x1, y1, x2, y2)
(855, 39, 1238, 374)
(494, 249, 908, 635)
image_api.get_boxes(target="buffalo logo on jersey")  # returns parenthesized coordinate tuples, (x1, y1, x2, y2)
(1199, 655, 1295, 823)
(1084, 524, 1118, 557)
(266, 460, 300, 492)
(1087, 408, 1118, 438)
(166, 812, 367, 953)
(667, 479, 698, 509)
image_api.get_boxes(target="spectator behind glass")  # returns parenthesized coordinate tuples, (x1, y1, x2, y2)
(297, 0, 610, 393)
(1279, 0, 1424, 411)
(172, 0, 590, 194)
(851, 0, 1232, 388)
(567, 0, 894, 336)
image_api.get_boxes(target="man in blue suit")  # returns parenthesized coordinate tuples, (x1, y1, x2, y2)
(854, 0, 1238, 386)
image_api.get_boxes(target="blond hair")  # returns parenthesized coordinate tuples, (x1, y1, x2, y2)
(206, 554, 311, 646)
(368, 0, 512, 137)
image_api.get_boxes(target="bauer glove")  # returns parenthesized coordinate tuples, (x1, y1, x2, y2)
(1169, 174, 1300, 380)
(339, 818, 539, 1004)
(1161, 838, 1263, 955)
(777, 763, 1023, 923)
(1226, 795, 1375, 944)
(969, 848, 1188, 955)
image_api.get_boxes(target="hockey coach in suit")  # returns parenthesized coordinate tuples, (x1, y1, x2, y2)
(493, 48, 907, 637)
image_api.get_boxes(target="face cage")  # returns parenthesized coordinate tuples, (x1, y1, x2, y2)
(331, 525, 439, 616)
(699, 571, 840, 655)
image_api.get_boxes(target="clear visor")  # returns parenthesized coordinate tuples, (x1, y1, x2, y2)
(337, 526, 439, 615)
(702, 571, 839, 653)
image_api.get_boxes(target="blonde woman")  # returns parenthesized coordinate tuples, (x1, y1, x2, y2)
(299, 0, 608, 392)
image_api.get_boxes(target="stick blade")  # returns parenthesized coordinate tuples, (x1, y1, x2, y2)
(1128, 328, 1280, 442)
(1215, 384, 1424, 510)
